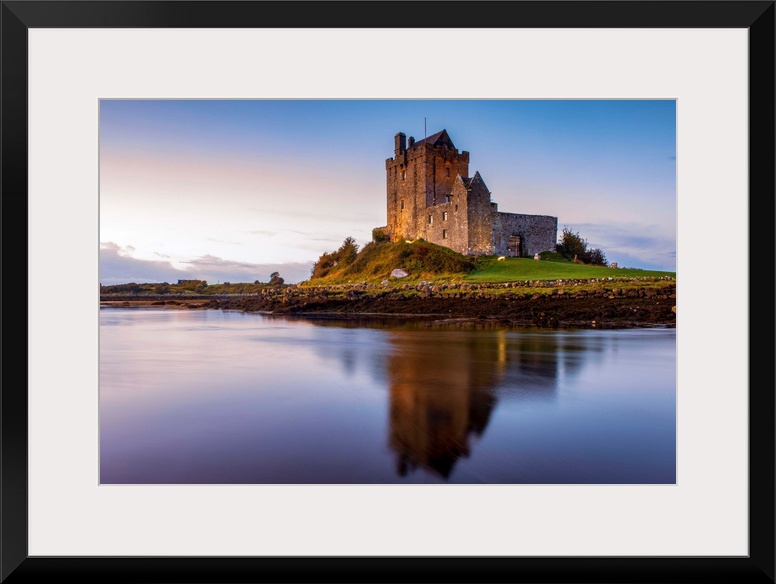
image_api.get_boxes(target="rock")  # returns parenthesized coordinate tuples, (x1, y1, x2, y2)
(390, 269, 409, 278)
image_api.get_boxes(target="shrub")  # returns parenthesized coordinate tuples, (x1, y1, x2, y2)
(372, 227, 389, 243)
(539, 251, 567, 262)
(311, 237, 360, 278)
(556, 227, 588, 260)
(311, 251, 336, 278)
(581, 248, 608, 266)
(556, 227, 608, 266)
(336, 237, 359, 266)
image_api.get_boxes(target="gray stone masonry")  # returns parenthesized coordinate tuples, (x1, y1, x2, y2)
(379, 129, 558, 256)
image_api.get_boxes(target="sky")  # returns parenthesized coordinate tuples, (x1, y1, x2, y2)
(99, 99, 676, 285)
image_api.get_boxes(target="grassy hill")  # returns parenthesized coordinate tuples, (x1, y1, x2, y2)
(303, 240, 675, 286)
(304, 240, 476, 285)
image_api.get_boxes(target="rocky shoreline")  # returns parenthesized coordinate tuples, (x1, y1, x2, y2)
(101, 277, 676, 330)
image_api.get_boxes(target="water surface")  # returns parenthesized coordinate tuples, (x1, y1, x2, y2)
(99, 309, 676, 484)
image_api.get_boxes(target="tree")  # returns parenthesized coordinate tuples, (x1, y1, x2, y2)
(556, 227, 608, 266)
(311, 237, 360, 279)
(311, 251, 336, 278)
(269, 271, 285, 286)
(556, 227, 588, 261)
(336, 236, 359, 266)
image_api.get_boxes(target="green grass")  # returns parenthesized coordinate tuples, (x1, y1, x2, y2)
(466, 256, 675, 282)
(302, 239, 676, 286)
(304, 240, 477, 285)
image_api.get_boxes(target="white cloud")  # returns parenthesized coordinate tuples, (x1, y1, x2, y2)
(100, 242, 314, 285)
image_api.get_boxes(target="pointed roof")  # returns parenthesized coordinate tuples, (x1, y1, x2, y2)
(409, 129, 455, 149)
(470, 171, 488, 190)
(456, 171, 488, 192)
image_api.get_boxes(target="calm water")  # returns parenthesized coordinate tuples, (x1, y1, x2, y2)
(99, 309, 676, 484)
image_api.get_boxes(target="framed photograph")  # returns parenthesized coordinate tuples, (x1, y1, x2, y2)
(3, 1, 773, 583)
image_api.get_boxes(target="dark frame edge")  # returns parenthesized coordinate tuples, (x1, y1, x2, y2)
(748, 2, 776, 581)
(1, 1, 774, 583)
(2, 0, 775, 28)
(1, 2, 29, 582)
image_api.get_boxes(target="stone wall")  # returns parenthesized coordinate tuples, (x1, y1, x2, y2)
(421, 200, 467, 254)
(492, 212, 558, 257)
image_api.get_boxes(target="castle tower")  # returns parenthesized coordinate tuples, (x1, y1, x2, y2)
(377, 129, 558, 258)
(449, 171, 494, 255)
(385, 129, 470, 242)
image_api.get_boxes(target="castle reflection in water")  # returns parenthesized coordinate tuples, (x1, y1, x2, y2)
(382, 327, 588, 480)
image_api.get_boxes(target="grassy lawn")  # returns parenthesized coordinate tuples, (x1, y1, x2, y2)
(466, 256, 676, 282)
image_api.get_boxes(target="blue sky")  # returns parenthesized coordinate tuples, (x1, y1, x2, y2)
(99, 99, 676, 284)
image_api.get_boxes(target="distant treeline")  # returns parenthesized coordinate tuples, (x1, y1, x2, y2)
(100, 275, 286, 296)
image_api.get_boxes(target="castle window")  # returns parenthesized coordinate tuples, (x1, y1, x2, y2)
(428, 215, 433, 225)
(445, 167, 450, 177)
(445, 195, 450, 203)
(400, 199, 405, 210)
(442, 212, 448, 221)
(402, 171, 406, 180)
(455, 204, 458, 212)
(442, 229, 448, 239)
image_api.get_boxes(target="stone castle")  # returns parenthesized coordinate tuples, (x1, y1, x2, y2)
(374, 129, 557, 257)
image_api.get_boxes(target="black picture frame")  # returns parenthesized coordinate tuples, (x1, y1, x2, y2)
(2, 2, 774, 583)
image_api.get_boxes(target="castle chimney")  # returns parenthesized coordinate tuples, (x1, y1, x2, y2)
(394, 132, 406, 155)
(408, 136, 415, 148)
